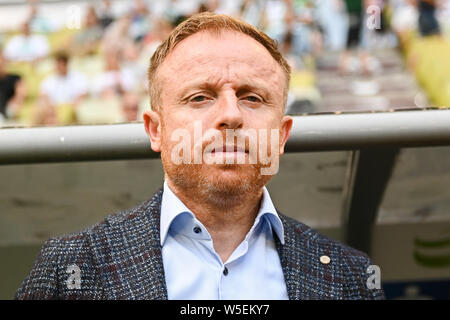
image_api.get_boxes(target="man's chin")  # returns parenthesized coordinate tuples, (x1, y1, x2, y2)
(163, 147, 273, 196)
(206, 172, 250, 193)
(204, 163, 259, 180)
(200, 165, 270, 194)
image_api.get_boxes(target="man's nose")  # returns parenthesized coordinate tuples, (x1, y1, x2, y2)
(214, 94, 244, 130)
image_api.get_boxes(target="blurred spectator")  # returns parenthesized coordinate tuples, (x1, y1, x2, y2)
(391, 0, 419, 39)
(417, 0, 441, 36)
(73, 6, 103, 56)
(198, 0, 220, 13)
(101, 14, 134, 57)
(316, 0, 348, 51)
(260, 0, 290, 44)
(345, 0, 363, 50)
(39, 51, 88, 110)
(239, 0, 266, 28)
(339, 0, 374, 75)
(121, 92, 140, 122)
(91, 50, 136, 97)
(0, 52, 26, 120)
(98, 0, 116, 29)
(281, 31, 304, 70)
(141, 17, 173, 59)
(122, 41, 147, 94)
(360, 0, 397, 50)
(27, 1, 54, 34)
(161, 0, 200, 26)
(31, 103, 58, 126)
(3, 22, 49, 62)
(129, 0, 151, 42)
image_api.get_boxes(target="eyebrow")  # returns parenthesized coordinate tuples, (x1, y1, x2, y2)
(177, 79, 273, 101)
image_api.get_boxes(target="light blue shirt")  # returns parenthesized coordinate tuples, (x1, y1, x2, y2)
(160, 181, 289, 300)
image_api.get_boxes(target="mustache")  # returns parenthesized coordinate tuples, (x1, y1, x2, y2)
(195, 129, 254, 153)
(207, 145, 249, 153)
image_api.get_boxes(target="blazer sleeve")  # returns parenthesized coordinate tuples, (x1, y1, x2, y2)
(341, 248, 385, 300)
(15, 238, 62, 299)
(15, 231, 103, 300)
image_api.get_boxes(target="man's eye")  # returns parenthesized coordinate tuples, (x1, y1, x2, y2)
(244, 96, 260, 103)
(191, 95, 208, 103)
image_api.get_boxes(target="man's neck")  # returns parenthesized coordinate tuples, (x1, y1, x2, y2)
(166, 179, 263, 263)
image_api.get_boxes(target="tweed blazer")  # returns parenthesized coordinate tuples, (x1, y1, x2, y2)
(15, 189, 385, 300)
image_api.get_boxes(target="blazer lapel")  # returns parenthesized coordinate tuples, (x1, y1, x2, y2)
(276, 214, 344, 300)
(90, 189, 168, 299)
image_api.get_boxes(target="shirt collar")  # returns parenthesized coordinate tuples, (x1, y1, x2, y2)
(258, 186, 285, 245)
(160, 180, 285, 246)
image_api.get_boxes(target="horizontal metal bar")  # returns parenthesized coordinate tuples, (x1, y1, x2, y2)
(287, 109, 450, 152)
(0, 123, 154, 165)
(1, 109, 450, 165)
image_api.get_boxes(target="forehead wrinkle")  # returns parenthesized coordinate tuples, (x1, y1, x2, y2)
(175, 56, 280, 88)
(163, 31, 280, 77)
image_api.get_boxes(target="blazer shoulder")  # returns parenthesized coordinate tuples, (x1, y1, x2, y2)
(14, 230, 98, 299)
(15, 191, 162, 300)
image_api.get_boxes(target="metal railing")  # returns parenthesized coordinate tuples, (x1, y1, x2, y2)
(1, 109, 450, 165)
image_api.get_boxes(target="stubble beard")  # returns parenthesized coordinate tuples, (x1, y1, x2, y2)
(161, 145, 272, 209)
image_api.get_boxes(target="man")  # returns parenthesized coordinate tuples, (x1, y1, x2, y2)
(3, 22, 49, 63)
(16, 13, 384, 300)
(40, 51, 88, 109)
(121, 92, 141, 122)
(38, 51, 87, 125)
(0, 52, 26, 121)
(91, 50, 136, 98)
(417, 0, 440, 37)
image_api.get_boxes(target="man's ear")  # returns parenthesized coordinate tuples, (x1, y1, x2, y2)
(143, 109, 162, 152)
(279, 115, 293, 155)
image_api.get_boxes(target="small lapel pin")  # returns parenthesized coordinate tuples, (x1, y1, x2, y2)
(320, 255, 331, 265)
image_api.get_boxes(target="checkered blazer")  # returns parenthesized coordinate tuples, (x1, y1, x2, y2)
(15, 188, 385, 300)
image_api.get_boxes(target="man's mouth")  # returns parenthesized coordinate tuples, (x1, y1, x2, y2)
(209, 146, 248, 154)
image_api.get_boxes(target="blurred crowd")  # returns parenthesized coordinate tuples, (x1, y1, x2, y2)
(0, 0, 448, 126)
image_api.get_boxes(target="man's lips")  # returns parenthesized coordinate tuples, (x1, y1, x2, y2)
(208, 146, 248, 154)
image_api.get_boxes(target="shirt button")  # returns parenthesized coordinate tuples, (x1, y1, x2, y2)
(223, 267, 229, 276)
(193, 226, 202, 234)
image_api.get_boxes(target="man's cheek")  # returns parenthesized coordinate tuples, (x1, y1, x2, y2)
(168, 128, 192, 165)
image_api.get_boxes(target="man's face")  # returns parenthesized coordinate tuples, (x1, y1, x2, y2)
(22, 23, 30, 36)
(144, 30, 292, 202)
(56, 59, 68, 76)
(122, 93, 139, 121)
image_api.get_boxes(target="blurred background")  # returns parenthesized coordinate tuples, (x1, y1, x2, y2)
(0, 0, 449, 126)
(0, 0, 450, 300)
